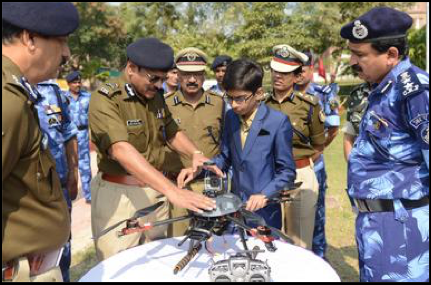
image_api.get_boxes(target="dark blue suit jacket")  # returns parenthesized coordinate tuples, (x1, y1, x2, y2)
(212, 103, 296, 228)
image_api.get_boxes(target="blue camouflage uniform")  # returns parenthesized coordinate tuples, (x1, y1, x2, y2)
(64, 89, 92, 202)
(341, 7, 429, 282)
(35, 80, 78, 283)
(347, 58, 429, 282)
(305, 82, 340, 258)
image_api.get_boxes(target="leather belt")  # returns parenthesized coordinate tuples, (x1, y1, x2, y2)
(77, 125, 88, 131)
(295, 158, 311, 169)
(354, 196, 429, 213)
(102, 173, 145, 187)
(2, 248, 63, 281)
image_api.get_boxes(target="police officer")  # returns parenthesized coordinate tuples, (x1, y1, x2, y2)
(64, 71, 92, 203)
(209, 55, 233, 96)
(164, 47, 225, 237)
(35, 79, 79, 282)
(162, 64, 179, 95)
(2, 2, 79, 282)
(342, 82, 371, 162)
(296, 52, 341, 258)
(89, 38, 216, 261)
(341, 7, 429, 282)
(265, 45, 326, 250)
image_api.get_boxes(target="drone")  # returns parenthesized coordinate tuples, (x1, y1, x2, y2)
(94, 169, 301, 275)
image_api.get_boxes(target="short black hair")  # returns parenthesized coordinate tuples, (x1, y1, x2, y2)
(370, 36, 409, 59)
(222, 59, 263, 93)
(2, 20, 24, 45)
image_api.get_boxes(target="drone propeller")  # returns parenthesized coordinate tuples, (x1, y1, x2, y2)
(93, 201, 165, 239)
(237, 209, 294, 244)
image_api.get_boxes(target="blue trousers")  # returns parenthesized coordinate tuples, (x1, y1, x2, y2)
(312, 162, 328, 258)
(77, 130, 92, 202)
(60, 186, 72, 282)
(356, 205, 429, 282)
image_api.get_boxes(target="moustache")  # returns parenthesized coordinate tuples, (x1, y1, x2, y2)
(187, 83, 199, 88)
(351, 64, 363, 74)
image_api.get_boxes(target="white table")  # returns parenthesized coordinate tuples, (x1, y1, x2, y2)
(79, 235, 340, 282)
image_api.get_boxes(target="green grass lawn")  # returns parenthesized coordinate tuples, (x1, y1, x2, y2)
(70, 113, 360, 282)
(324, 114, 360, 282)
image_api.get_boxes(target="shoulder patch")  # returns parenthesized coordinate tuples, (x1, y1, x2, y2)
(297, 92, 319, 106)
(398, 69, 424, 98)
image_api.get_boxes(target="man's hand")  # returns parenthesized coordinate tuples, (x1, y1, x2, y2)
(177, 167, 198, 189)
(245, 194, 268, 212)
(67, 167, 79, 201)
(191, 152, 208, 172)
(166, 187, 216, 214)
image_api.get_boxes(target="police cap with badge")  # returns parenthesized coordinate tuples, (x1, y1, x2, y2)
(175, 47, 208, 72)
(211, 55, 233, 71)
(340, 6, 413, 43)
(2, 2, 79, 36)
(270, 44, 309, 73)
(126, 37, 174, 71)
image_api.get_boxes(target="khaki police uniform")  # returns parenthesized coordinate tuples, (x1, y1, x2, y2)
(2, 56, 70, 281)
(89, 74, 179, 261)
(266, 44, 326, 250)
(164, 47, 225, 237)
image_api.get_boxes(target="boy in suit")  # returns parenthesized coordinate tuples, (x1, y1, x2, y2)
(178, 59, 296, 229)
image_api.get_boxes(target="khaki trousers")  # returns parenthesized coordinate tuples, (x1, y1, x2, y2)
(91, 173, 169, 261)
(167, 180, 205, 237)
(282, 164, 319, 250)
(10, 257, 62, 282)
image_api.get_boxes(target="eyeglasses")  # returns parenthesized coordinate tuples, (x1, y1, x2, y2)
(143, 70, 167, 84)
(224, 92, 254, 105)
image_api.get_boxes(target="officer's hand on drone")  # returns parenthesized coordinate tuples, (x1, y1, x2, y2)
(177, 167, 197, 189)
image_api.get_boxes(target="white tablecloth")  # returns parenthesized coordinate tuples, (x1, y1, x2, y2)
(79, 235, 340, 282)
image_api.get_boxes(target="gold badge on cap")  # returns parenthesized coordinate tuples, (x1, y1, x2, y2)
(352, 20, 368, 40)
(186, 53, 198, 62)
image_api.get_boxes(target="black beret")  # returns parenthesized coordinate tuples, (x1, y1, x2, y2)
(211, 55, 233, 70)
(126, 38, 174, 71)
(66, 71, 81, 83)
(2, 2, 79, 37)
(341, 7, 412, 43)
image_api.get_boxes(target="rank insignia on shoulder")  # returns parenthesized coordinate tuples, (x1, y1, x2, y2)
(398, 70, 422, 97)
(127, 119, 143, 127)
(99, 87, 110, 96)
(175, 118, 181, 124)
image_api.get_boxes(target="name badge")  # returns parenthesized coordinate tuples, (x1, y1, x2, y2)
(127, 119, 143, 127)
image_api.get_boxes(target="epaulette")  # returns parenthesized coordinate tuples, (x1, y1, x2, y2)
(98, 82, 121, 98)
(164, 90, 176, 99)
(398, 68, 425, 99)
(206, 90, 224, 104)
(296, 92, 319, 106)
(207, 90, 223, 97)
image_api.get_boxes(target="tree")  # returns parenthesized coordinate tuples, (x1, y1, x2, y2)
(408, 26, 426, 70)
(67, 2, 127, 81)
